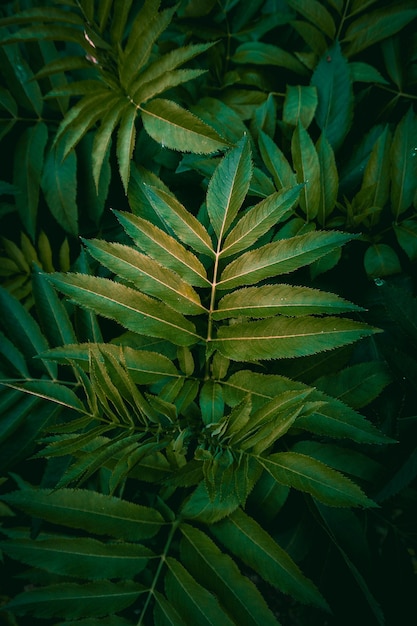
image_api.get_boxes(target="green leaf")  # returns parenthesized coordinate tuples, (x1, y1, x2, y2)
(311, 41, 353, 151)
(165, 557, 235, 626)
(349, 61, 389, 84)
(180, 524, 281, 626)
(291, 122, 321, 220)
(181, 481, 240, 523)
(211, 508, 329, 610)
(47, 273, 200, 347)
(259, 452, 375, 507)
(0, 331, 30, 378)
(314, 361, 392, 409)
(41, 144, 78, 237)
(213, 316, 377, 362)
(316, 133, 338, 226)
(214, 284, 362, 320)
(83, 239, 205, 315)
(4, 581, 141, 619)
(115, 210, 210, 287)
(360, 125, 391, 212)
(220, 187, 301, 259)
(258, 130, 296, 189)
(5, 380, 85, 413)
(206, 135, 252, 241)
(117, 104, 137, 193)
(41, 343, 179, 385)
(218, 231, 353, 290)
(199, 381, 224, 425)
(394, 219, 417, 261)
(364, 244, 401, 278)
(143, 185, 214, 257)
(141, 98, 228, 154)
(283, 85, 318, 128)
(0, 286, 55, 378)
(0, 535, 152, 580)
(32, 272, 77, 346)
(1, 485, 164, 540)
(92, 98, 128, 191)
(232, 42, 307, 75)
(154, 591, 184, 626)
(344, 5, 417, 57)
(13, 122, 48, 240)
(390, 107, 417, 219)
(132, 68, 207, 104)
(0, 44, 43, 116)
(286, 0, 336, 38)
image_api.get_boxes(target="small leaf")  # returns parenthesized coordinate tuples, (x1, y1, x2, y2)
(349, 61, 388, 84)
(4, 581, 141, 619)
(13, 122, 48, 240)
(311, 41, 353, 151)
(0, 535, 152, 580)
(364, 244, 401, 278)
(115, 210, 210, 287)
(258, 131, 296, 189)
(286, 0, 336, 38)
(165, 557, 235, 626)
(117, 104, 137, 193)
(213, 316, 378, 361)
(291, 121, 321, 220)
(92, 98, 128, 190)
(180, 524, 280, 626)
(314, 361, 392, 408)
(41, 143, 78, 237)
(316, 133, 338, 226)
(1, 485, 164, 540)
(360, 125, 391, 213)
(344, 5, 417, 57)
(200, 381, 224, 425)
(218, 231, 353, 290)
(206, 135, 252, 240)
(211, 508, 329, 610)
(390, 107, 417, 220)
(214, 284, 362, 320)
(47, 273, 200, 347)
(283, 85, 318, 128)
(83, 239, 205, 315)
(394, 219, 417, 261)
(259, 452, 375, 507)
(141, 98, 228, 154)
(232, 42, 307, 75)
(221, 187, 301, 258)
(5, 380, 85, 413)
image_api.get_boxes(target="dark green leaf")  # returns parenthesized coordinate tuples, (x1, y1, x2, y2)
(286, 0, 336, 38)
(291, 122, 321, 220)
(390, 107, 417, 219)
(42, 142, 78, 237)
(232, 42, 307, 75)
(364, 244, 401, 278)
(117, 104, 137, 193)
(394, 219, 417, 261)
(283, 85, 318, 128)
(258, 130, 296, 189)
(316, 133, 338, 226)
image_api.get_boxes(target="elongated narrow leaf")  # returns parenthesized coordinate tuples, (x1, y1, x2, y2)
(132, 68, 207, 104)
(1, 485, 164, 540)
(164, 557, 235, 626)
(0, 331, 30, 378)
(206, 135, 252, 240)
(394, 219, 417, 261)
(344, 5, 417, 57)
(32, 272, 77, 346)
(259, 452, 375, 507)
(391, 107, 417, 219)
(220, 187, 301, 258)
(0, 7, 84, 26)
(4, 580, 141, 619)
(143, 185, 214, 256)
(47, 273, 200, 347)
(13, 122, 48, 240)
(0, 24, 87, 47)
(258, 130, 296, 190)
(311, 42, 353, 151)
(291, 121, 321, 220)
(5, 380, 85, 413)
(314, 361, 392, 409)
(0, 286, 55, 378)
(213, 316, 378, 362)
(316, 133, 338, 226)
(117, 104, 137, 192)
(223, 371, 394, 444)
(154, 591, 184, 626)
(232, 42, 307, 75)
(141, 98, 228, 154)
(214, 284, 363, 320)
(286, 0, 336, 38)
(180, 524, 280, 626)
(211, 508, 329, 610)
(83, 239, 205, 315)
(0, 535, 152, 580)
(361, 125, 391, 211)
(199, 381, 224, 425)
(218, 231, 353, 290)
(115, 210, 210, 287)
(41, 343, 179, 384)
(93, 98, 128, 190)
(41, 144, 78, 236)
(283, 85, 318, 128)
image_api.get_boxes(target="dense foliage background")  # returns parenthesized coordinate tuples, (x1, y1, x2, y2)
(0, 1, 416, 625)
